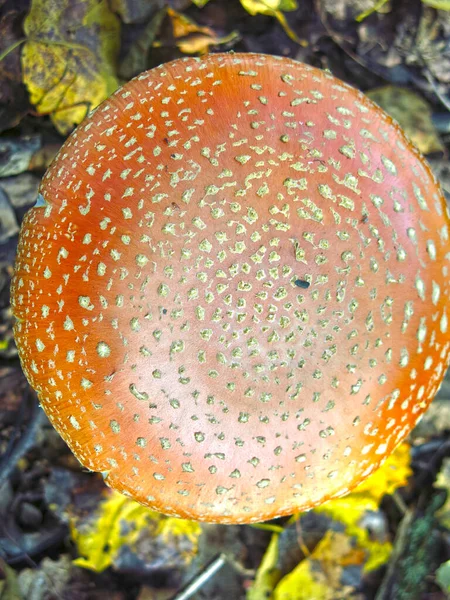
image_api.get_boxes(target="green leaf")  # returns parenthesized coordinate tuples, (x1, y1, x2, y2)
(421, 0, 450, 9)
(436, 560, 450, 592)
(0, 558, 23, 599)
(240, 0, 297, 16)
(356, 0, 390, 22)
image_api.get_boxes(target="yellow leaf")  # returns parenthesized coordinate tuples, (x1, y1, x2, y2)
(71, 492, 159, 571)
(239, 0, 307, 45)
(315, 442, 411, 572)
(315, 499, 392, 572)
(70, 490, 201, 572)
(274, 532, 351, 600)
(274, 530, 369, 599)
(272, 525, 388, 599)
(274, 560, 331, 600)
(350, 441, 412, 503)
(242, 0, 298, 10)
(250, 443, 410, 598)
(156, 517, 202, 563)
(247, 534, 282, 600)
(22, 0, 120, 134)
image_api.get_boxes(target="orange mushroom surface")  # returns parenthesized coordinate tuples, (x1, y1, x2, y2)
(11, 53, 450, 524)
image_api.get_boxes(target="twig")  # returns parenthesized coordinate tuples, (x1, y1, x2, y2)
(423, 66, 450, 113)
(375, 492, 446, 600)
(392, 491, 408, 516)
(0, 39, 26, 63)
(0, 391, 46, 487)
(171, 553, 228, 600)
(375, 509, 414, 600)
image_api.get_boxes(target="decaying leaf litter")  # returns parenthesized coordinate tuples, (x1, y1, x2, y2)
(1, 0, 450, 598)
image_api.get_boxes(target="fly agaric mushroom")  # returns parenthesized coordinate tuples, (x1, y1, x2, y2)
(11, 53, 450, 524)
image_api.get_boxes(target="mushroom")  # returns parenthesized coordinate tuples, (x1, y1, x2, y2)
(11, 53, 450, 524)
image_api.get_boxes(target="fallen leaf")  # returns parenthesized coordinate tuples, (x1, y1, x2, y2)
(164, 8, 239, 54)
(247, 534, 282, 600)
(248, 443, 411, 599)
(119, 8, 167, 80)
(17, 556, 73, 599)
(22, 0, 120, 134)
(315, 442, 411, 572)
(273, 558, 331, 600)
(239, 0, 306, 45)
(435, 457, 450, 529)
(421, 0, 450, 9)
(367, 86, 443, 154)
(70, 489, 201, 573)
(0, 135, 42, 177)
(0, 3, 30, 131)
(0, 558, 23, 600)
(347, 441, 412, 505)
(273, 531, 358, 600)
(436, 559, 450, 593)
(356, 0, 390, 22)
(110, 0, 159, 24)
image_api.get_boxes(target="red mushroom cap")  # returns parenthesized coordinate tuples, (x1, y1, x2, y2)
(11, 53, 450, 524)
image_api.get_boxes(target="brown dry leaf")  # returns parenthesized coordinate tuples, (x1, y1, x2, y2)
(165, 8, 239, 54)
(367, 86, 443, 154)
(22, 0, 120, 134)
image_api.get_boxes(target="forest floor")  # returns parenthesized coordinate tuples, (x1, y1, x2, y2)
(1, 1, 450, 599)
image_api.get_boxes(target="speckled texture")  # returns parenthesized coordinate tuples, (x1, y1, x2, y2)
(11, 53, 450, 523)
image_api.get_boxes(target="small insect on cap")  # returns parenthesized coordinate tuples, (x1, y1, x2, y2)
(11, 53, 450, 524)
